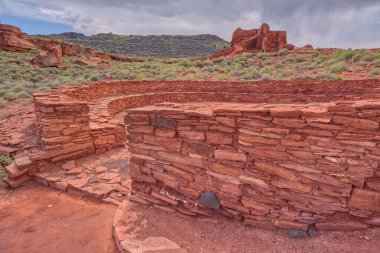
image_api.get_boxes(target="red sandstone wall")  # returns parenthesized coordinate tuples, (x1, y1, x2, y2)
(127, 101, 380, 231)
(7, 79, 380, 191)
(63, 80, 380, 101)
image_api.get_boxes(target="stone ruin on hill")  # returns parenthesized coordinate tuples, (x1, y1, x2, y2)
(0, 24, 142, 67)
(210, 23, 295, 58)
(3, 79, 380, 233)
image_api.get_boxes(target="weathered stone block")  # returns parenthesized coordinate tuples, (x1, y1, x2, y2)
(155, 128, 176, 138)
(211, 162, 240, 176)
(271, 179, 312, 193)
(214, 150, 246, 162)
(365, 178, 380, 192)
(240, 146, 288, 160)
(348, 188, 380, 212)
(206, 131, 233, 145)
(333, 116, 379, 130)
(255, 161, 296, 180)
(273, 118, 306, 128)
(178, 130, 205, 141)
(152, 115, 177, 130)
(182, 141, 214, 157)
(274, 219, 309, 231)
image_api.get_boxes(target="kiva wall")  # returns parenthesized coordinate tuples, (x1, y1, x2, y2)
(127, 101, 380, 231)
(6, 78, 380, 199)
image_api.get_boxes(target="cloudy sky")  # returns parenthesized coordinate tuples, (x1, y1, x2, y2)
(1, 0, 380, 48)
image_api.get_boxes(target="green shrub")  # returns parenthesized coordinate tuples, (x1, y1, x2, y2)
(212, 57, 225, 64)
(0, 164, 6, 188)
(0, 154, 12, 165)
(89, 74, 99, 81)
(374, 59, 380, 68)
(316, 56, 327, 64)
(0, 154, 12, 188)
(263, 59, 272, 65)
(4, 92, 19, 100)
(260, 66, 275, 74)
(235, 52, 253, 62)
(371, 69, 380, 76)
(0, 97, 7, 108)
(257, 53, 268, 60)
(178, 60, 192, 68)
(294, 76, 313, 81)
(261, 73, 271, 80)
(278, 48, 289, 56)
(231, 70, 243, 77)
(295, 65, 309, 72)
(199, 60, 214, 67)
(243, 69, 262, 80)
(17, 90, 31, 98)
(330, 62, 347, 73)
(352, 53, 363, 62)
(363, 53, 380, 62)
(316, 73, 335, 80)
(286, 56, 306, 63)
(331, 50, 355, 61)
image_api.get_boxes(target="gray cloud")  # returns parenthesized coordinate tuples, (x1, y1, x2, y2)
(1, 0, 380, 48)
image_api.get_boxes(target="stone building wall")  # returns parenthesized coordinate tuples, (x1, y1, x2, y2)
(5, 78, 380, 211)
(127, 101, 380, 231)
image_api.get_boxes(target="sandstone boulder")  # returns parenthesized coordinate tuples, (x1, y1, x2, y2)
(31, 45, 63, 68)
(210, 23, 295, 58)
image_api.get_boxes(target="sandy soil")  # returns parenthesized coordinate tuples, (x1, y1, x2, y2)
(0, 183, 118, 253)
(119, 201, 380, 253)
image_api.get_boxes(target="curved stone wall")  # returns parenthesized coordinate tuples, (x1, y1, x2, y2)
(5, 79, 380, 227)
(126, 101, 380, 231)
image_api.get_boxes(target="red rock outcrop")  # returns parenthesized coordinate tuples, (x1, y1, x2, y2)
(0, 24, 141, 66)
(0, 24, 37, 52)
(31, 45, 64, 68)
(303, 44, 314, 50)
(211, 23, 295, 58)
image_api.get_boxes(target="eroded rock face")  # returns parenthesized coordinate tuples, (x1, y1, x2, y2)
(210, 23, 295, 58)
(0, 24, 37, 52)
(31, 45, 63, 68)
(0, 24, 141, 67)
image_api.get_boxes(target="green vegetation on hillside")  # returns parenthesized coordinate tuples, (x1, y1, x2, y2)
(1, 48, 380, 108)
(0, 154, 12, 188)
(44, 33, 229, 58)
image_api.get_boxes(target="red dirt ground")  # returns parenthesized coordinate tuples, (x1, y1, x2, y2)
(0, 183, 118, 253)
(1, 98, 380, 253)
(118, 201, 380, 253)
(2, 182, 380, 253)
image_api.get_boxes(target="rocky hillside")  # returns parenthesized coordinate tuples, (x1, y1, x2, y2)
(43, 33, 229, 58)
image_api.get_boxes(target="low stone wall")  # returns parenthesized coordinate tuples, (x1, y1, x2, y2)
(5, 79, 380, 193)
(127, 101, 380, 231)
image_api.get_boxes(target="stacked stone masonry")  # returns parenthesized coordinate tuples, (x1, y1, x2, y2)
(4, 80, 380, 232)
(127, 101, 380, 231)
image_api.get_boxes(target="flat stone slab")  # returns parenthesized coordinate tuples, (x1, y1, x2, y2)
(121, 237, 187, 253)
(32, 148, 130, 205)
(113, 201, 188, 253)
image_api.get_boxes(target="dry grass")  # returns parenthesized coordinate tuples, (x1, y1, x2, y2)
(1, 48, 380, 107)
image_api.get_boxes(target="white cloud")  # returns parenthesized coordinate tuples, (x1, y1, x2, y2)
(1, 0, 380, 48)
